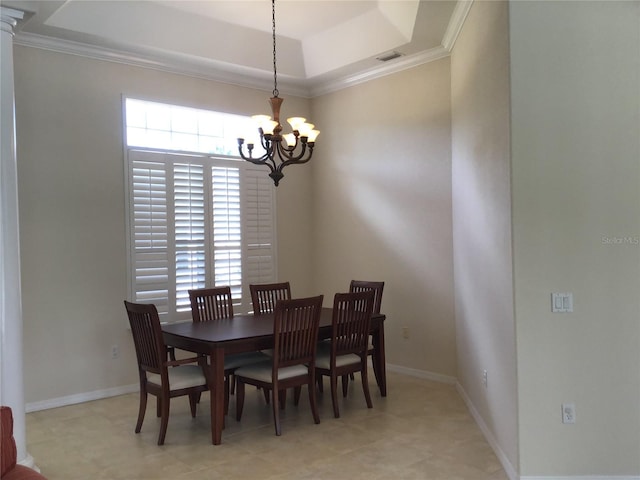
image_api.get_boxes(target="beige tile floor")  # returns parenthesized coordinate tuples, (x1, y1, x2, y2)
(26, 371, 508, 480)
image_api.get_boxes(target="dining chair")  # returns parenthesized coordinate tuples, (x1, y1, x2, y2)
(249, 281, 292, 405)
(188, 287, 268, 413)
(249, 281, 291, 315)
(234, 295, 324, 436)
(349, 280, 384, 382)
(315, 290, 375, 418)
(123, 300, 208, 445)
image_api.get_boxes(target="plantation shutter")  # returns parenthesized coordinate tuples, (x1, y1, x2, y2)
(211, 166, 243, 304)
(174, 162, 206, 312)
(127, 150, 276, 320)
(243, 165, 276, 289)
(129, 150, 170, 318)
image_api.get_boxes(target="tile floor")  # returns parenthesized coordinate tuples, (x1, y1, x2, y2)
(26, 371, 508, 480)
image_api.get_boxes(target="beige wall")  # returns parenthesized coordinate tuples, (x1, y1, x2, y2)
(510, 1, 640, 475)
(310, 59, 456, 377)
(14, 47, 314, 403)
(451, 0, 518, 475)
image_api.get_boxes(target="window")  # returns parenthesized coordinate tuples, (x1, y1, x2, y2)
(124, 99, 275, 321)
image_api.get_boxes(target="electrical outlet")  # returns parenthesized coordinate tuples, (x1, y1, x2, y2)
(482, 370, 488, 387)
(402, 326, 409, 339)
(562, 403, 576, 424)
(111, 344, 119, 359)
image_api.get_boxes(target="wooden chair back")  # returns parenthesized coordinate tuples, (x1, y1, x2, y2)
(124, 301, 165, 376)
(189, 286, 234, 322)
(250, 281, 291, 315)
(331, 290, 375, 358)
(272, 295, 324, 370)
(349, 280, 384, 314)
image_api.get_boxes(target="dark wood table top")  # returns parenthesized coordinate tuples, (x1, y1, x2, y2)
(162, 308, 384, 348)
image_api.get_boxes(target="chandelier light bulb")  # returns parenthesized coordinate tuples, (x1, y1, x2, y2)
(306, 130, 320, 143)
(282, 133, 297, 148)
(286, 117, 307, 132)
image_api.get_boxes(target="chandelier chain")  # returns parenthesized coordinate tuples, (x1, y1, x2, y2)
(272, 0, 279, 97)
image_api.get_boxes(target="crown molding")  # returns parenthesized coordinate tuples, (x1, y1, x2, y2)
(308, 0, 473, 96)
(309, 45, 451, 97)
(13, 0, 474, 99)
(13, 31, 312, 98)
(442, 0, 474, 52)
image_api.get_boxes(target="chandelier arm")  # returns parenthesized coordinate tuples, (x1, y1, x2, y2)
(275, 143, 314, 170)
(276, 141, 313, 163)
(242, 155, 277, 173)
(238, 144, 278, 173)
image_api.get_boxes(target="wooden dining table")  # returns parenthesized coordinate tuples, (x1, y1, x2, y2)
(162, 307, 386, 445)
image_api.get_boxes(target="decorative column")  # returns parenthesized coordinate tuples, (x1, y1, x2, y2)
(0, 6, 37, 470)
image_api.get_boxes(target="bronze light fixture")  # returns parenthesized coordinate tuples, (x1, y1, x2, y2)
(237, 0, 319, 187)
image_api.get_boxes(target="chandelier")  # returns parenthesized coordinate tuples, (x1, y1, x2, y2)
(237, 0, 319, 187)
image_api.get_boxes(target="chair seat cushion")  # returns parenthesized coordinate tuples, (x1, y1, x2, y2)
(147, 365, 206, 390)
(224, 351, 269, 370)
(315, 350, 361, 370)
(235, 361, 309, 383)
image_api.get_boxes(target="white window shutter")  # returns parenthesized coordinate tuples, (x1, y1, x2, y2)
(129, 151, 170, 318)
(174, 163, 206, 312)
(211, 167, 243, 304)
(243, 165, 276, 293)
(127, 150, 276, 321)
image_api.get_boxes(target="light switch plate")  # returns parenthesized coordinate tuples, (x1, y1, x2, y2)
(551, 293, 573, 313)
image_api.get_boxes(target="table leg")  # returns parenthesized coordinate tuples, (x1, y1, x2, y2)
(210, 348, 225, 445)
(371, 324, 387, 397)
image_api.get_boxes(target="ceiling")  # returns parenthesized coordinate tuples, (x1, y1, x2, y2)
(3, 0, 467, 97)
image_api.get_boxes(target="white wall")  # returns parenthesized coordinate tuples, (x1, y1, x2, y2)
(510, 1, 640, 475)
(14, 47, 314, 404)
(310, 59, 456, 377)
(451, 1, 518, 475)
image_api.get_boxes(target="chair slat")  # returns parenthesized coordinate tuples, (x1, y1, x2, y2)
(250, 282, 291, 315)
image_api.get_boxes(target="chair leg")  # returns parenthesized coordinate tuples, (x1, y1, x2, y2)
(156, 396, 161, 417)
(279, 389, 286, 410)
(230, 374, 236, 395)
(188, 392, 198, 417)
(361, 364, 373, 409)
(135, 387, 147, 433)
(293, 386, 302, 406)
(370, 352, 380, 389)
(263, 387, 270, 404)
(157, 394, 170, 445)
(309, 374, 321, 425)
(272, 388, 281, 436)
(330, 373, 340, 418)
(224, 376, 230, 415)
(341, 375, 349, 397)
(235, 379, 245, 421)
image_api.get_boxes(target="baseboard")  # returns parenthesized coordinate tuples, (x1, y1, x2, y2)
(456, 382, 519, 480)
(521, 477, 640, 480)
(386, 363, 457, 385)
(25, 384, 138, 413)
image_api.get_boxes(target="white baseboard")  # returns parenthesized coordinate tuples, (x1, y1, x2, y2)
(386, 362, 457, 385)
(522, 477, 640, 480)
(456, 382, 520, 480)
(25, 384, 138, 413)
